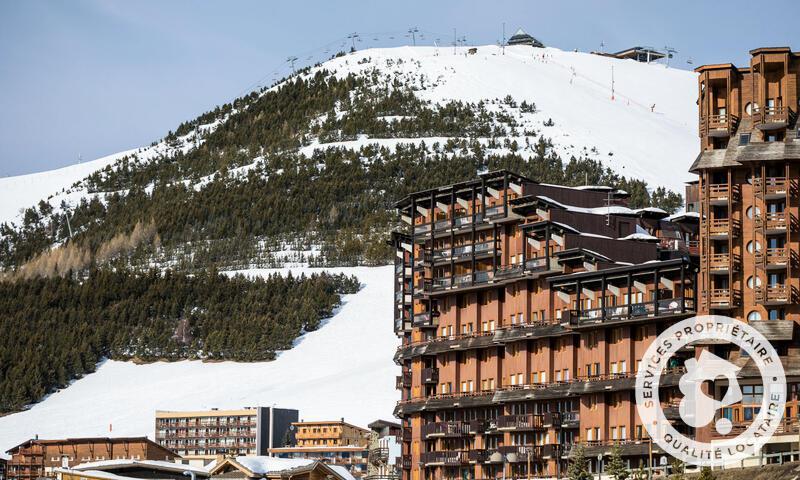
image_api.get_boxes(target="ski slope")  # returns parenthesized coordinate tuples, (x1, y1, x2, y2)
(0, 45, 698, 229)
(306, 45, 698, 192)
(0, 266, 398, 452)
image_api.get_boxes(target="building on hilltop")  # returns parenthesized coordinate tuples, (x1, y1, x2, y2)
(269, 420, 371, 477)
(690, 46, 800, 460)
(5, 438, 177, 480)
(390, 170, 701, 477)
(506, 29, 544, 48)
(594, 46, 666, 63)
(155, 407, 298, 466)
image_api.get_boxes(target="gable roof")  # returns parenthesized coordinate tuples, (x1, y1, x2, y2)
(209, 457, 355, 480)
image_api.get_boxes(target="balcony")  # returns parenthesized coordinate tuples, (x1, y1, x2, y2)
(707, 184, 736, 205)
(497, 414, 545, 431)
(755, 247, 789, 270)
(420, 450, 468, 466)
(368, 447, 389, 464)
(704, 218, 740, 239)
(484, 205, 505, 218)
(565, 297, 694, 326)
(754, 177, 790, 200)
(421, 367, 439, 384)
(706, 252, 740, 274)
(496, 445, 547, 462)
(703, 289, 740, 309)
(422, 421, 469, 438)
(700, 113, 739, 137)
(755, 211, 790, 233)
(560, 412, 580, 427)
(396, 371, 411, 390)
(753, 106, 795, 131)
(755, 284, 793, 305)
(412, 311, 438, 328)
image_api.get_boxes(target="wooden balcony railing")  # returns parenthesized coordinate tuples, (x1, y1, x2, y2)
(704, 218, 740, 237)
(755, 247, 789, 269)
(420, 450, 469, 466)
(708, 183, 732, 202)
(707, 253, 740, 272)
(703, 288, 740, 308)
(755, 284, 792, 304)
(755, 211, 789, 231)
(700, 113, 739, 136)
(753, 177, 790, 198)
(753, 105, 795, 128)
(497, 414, 545, 431)
(422, 421, 469, 438)
(421, 367, 439, 384)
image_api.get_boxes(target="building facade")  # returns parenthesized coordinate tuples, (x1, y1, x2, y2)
(154, 407, 298, 465)
(392, 171, 701, 478)
(4, 438, 176, 480)
(691, 46, 800, 449)
(366, 420, 402, 480)
(269, 420, 371, 476)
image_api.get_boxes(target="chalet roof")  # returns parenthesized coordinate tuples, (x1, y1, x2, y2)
(367, 419, 401, 430)
(209, 457, 355, 480)
(749, 46, 792, 56)
(689, 140, 800, 173)
(5, 437, 171, 455)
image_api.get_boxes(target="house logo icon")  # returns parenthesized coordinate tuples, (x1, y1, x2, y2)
(678, 350, 742, 435)
(635, 315, 786, 467)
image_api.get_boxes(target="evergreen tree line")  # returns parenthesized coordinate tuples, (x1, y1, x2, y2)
(0, 68, 682, 271)
(0, 268, 359, 414)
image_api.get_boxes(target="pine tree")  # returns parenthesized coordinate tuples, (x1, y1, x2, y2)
(567, 444, 592, 480)
(605, 444, 629, 480)
(697, 466, 714, 480)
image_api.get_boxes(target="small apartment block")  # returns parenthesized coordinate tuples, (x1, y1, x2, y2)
(391, 170, 702, 478)
(269, 420, 372, 476)
(4, 438, 176, 480)
(155, 407, 298, 465)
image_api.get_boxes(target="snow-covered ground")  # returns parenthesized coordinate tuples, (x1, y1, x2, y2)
(0, 266, 397, 452)
(305, 45, 698, 192)
(0, 45, 698, 229)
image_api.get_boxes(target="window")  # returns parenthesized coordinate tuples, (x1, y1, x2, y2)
(739, 133, 751, 146)
(747, 311, 762, 321)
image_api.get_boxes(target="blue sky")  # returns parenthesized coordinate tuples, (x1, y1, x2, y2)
(0, 0, 797, 176)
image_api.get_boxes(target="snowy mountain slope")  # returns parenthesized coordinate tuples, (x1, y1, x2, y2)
(0, 266, 397, 451)
(0, 45, 698, 231)
(300, 45, 698, 192)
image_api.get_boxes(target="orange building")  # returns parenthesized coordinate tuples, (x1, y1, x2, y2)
(392, 170, 700, 478)
(4, 437, 177, 480)
(269, 420, 371, 476)
(691, 46, 800, 450)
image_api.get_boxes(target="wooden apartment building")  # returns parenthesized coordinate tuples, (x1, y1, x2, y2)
(391, 170, 701, 478)
(4, 437, 177, 480)
(691, 46, 800, 447)
(269, 420, 371, 477)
